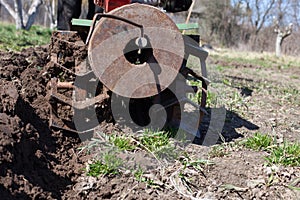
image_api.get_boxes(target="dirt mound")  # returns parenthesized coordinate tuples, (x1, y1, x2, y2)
(0, 46, 82, 199)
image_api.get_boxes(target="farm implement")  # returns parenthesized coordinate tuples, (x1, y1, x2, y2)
(46, 1, 209, 139)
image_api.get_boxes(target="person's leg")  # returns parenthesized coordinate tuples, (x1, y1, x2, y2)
(57, 0, 82, 30)
(87, 0, 103, 19)
(57, 0, 67, 30)
(73, 0, 82, 19)
(95, 5, 104, 14)
(87, 0, 96, 19)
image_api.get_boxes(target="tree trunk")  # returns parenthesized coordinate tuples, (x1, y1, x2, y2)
(275, 33, 282, 57)
(24, 0, 42, 30)
(274, 23, 293, 57)
(45, 0, 57, 29)
(51, 0, 56, 29)
(14, 0, 24, 29)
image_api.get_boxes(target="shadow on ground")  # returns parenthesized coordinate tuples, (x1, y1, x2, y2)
(194, 107, 259, 146)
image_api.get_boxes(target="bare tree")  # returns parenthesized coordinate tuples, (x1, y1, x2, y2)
(274, 22, 293, 57)
(272, 0, 294, 57)
(0, 0, 43, 30)
(251, 0, 276, 35)
(234, 0, 276, 50)
(44, 0, 56, 29)
(200, 0, 236, 45)
(291, 0, 300, 27)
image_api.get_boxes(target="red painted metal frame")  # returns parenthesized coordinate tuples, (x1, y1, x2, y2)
(104, 0, 131, 12)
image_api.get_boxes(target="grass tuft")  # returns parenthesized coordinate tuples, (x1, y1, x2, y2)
(137, 129, 180, 161)
(110, 135, 136, 151)
(243, 132, 300, 166)
(87, 152, 122, 177)
(140, 129, 172, 152)
(266, 141, 300, 167)
(209, 145, 229, 158)
(243, 132, 273, 151)
(133, 166, 145, 182)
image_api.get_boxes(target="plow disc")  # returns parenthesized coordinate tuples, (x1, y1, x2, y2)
(88, 4, 185, 98)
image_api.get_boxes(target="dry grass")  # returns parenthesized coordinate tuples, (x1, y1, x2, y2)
(209, 48, 300, 69)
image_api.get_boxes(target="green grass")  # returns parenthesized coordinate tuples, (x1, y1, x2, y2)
(266, 141, 300, 167)
(138, 129, 180, 160)
(133, 167, 156, 186)
(84, 129, 178, 177)
(210, 50, 300, 70)
(133, 166, 145, 182)
(140, 129, 173, 152)
(87, 152, 122, 177)
(180, 156, 214, 171)
(110, 134, 136, 151)
(243, 132, 274, 151)
(0, 23, 51, 51)
(243, 132, 300, 166)
(188, 79, 218, 107)
(208, 145, 229, 158)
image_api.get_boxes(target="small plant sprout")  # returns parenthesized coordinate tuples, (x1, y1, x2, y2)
(133, 166, 145, 182)
(243, 132, 274, 151)
(243, 133, 300, 167)
(110, 134, 136, 151)
(87, 151, 123, 177)
(140, 129, 171, 152)
(209, 145, 229, 158)
(265, 141, 300, 167)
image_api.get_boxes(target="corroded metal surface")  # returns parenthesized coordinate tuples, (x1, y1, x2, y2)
(88, 3, 185, 98)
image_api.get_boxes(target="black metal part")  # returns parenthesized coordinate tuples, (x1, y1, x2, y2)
(86, 13, 144, 45)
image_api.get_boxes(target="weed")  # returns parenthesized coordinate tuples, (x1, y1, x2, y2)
(110, 135, 136, 151)
(133, 167, 159, 187)
(187, 79, 219, 107)
(175, 157, 214, 194)
(140, 129, 171, 152)
(215, 65, 226, 72)
(180, 156, 214, 172)
(187, 79, 203, 104)
(178, 171, 193, 192)
(265, 141, 300, 167)
(77, 132, 110, 154)
(133, 166, 144, 182)
(227, 90, 248, 112)
(87, 152, 122, 177)
(206, 91, 218, 107)
(222, 78, 231, 86)
(243, 133, 300, 167)
(209, 145, 229, 158)
(243, 132, 273, 151)
(137, 129, 181, 161)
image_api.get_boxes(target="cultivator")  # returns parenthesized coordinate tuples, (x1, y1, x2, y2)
(47, 3, 209, 138)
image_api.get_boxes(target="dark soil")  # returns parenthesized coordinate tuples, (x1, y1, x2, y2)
(0, 47, 83, 199)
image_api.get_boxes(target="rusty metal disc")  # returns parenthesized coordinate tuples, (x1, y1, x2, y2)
(88, 4, 184, 98)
